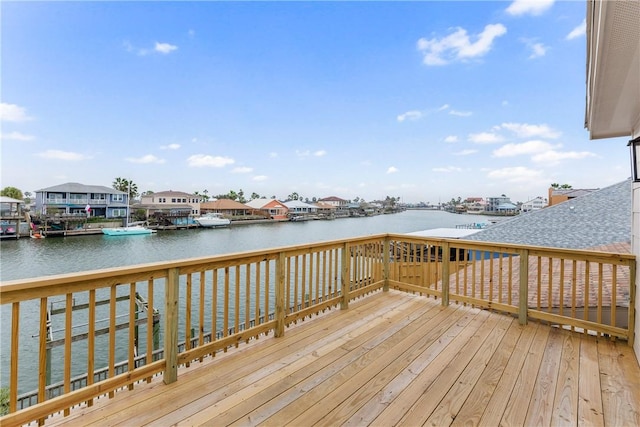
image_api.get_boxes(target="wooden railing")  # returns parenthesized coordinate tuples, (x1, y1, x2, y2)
(0, 234, 634, 425)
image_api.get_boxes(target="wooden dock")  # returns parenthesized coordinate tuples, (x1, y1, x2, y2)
(46, 290, 639, 426)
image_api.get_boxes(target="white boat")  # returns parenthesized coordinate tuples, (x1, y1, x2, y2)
(102, 225, 156, 236)
(195, 212, 231, 228)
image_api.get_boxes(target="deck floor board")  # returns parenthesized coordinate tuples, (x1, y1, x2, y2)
(44, 290, 640, 427)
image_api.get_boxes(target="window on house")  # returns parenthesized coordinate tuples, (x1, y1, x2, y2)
(113, 194, 124, 202)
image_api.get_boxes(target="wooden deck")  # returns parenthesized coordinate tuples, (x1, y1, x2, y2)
(46, 290, 640, 427)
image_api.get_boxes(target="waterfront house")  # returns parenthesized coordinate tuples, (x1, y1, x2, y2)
(139, 190, 203, 216)
(520, 196, 547, 213)
(283, 200, 318, 216)
(318, 196, 349, 216)
(0, 196, 24, 217)
(313, 202, 337, 218)
(245, 198, 289, 220)
(200, 199, 253, 218)
(484, 195, 515, 213)
(34, 182, 128, 218)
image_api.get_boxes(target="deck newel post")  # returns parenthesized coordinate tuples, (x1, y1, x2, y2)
(441, 242, 450, 307)
(519, 249, 529, 325)
(341, 242, 350, 309)
(628, 257, 636, 346)
(164, 267, 179, 384)
(275, 251, 286, 337)
(383, 236, 390, 292)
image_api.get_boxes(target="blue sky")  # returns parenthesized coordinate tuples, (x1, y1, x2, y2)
(0, 0, 631, 204)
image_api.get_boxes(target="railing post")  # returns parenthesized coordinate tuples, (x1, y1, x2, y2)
(441, 242, 450, 307)
(519, 249, 529, 325)
(383, 237, 390, 292)
(164, 267, 179, 384)
(275, 251, 286, 337)
(341, 242, 350, 309)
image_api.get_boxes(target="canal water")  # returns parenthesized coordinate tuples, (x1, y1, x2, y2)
(0, 210, 488, 396)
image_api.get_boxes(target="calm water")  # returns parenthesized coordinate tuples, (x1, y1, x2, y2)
(0, 210, 488, 395)
(0, 210, 488, 281)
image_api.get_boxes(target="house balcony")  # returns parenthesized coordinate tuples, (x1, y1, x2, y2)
(1, 234, 638, 425)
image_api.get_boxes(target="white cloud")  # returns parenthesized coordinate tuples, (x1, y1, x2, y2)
(532, 150, 596, 164)
(417, 24, 507, 66)
(37, 150, 90, 161)
(188, 29, 196, 38)
(160, 143, 181, 150)
(124, 40, 178, 56)
(528, 42, 547, 59)
(566, 19, 586, 40)
(493, 140, 558, 157)
(252, 175, 268, 182)
(387, 166, 398, 174)
(155, 42, 178, 54)
(397, 110, 423, 122)
(314, 150, 327, 157)
(506, 0, 555, 16)
(453, 149, 478, 156)
(438, 104, 450, 111)
(499, 122, 561, 139)
(269, 152, 278, 158)
(0, 103, 32, 122)
(125, 154, 165, 164)
(187, 154, 235, 167)
(232, 166, 253, 173)
(487, 166, 543, 182)
(468, 132, 504, 144)
(444, 135, 458, 143)
(432, 166, 463, 173)
(1, 131, 35, 141)
(296, 150, 310, 157)
(449, 110, 472, 117)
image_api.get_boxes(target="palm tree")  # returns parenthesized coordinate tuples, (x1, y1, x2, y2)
(112, 178, 138, 203)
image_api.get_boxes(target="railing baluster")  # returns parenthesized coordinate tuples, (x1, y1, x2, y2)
(10, 302, 20, 414)
(212, 269, 218, 350)
(185, 274, 192, 362)
(234, 266, 240, 347)
(383, 237, 390, 292)
(585, 261, 590, 334)
(341, 243, 349, 309)
(255, 262, 260, 330)
(38, 298, 47, 423)
(128, 283, 136, 390)
(519, 249, 529, 325)
(64, 293, 72, 416)
(275, 252, 285, 337)
(147, 279, 154, 377)
(199, 271, 205, 357)
(441, 242, 450, 307)
(109, 285, 116, 397)
(245, 263, 251, 341)
(88, 289, 95, 400)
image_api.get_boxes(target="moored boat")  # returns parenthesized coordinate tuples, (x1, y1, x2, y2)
(194, 212, 231, 228)
(102, 225, 156, 236)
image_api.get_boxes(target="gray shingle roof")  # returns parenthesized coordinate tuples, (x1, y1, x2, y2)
(36, 182, 126, 194)
(466, 179, 631, 249)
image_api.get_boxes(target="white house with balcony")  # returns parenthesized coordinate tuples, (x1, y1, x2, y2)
(34, 182, 128, 218)
(520, 196, 547, 213)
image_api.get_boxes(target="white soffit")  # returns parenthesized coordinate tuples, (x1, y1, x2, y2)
(586, 0, 640, 140)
